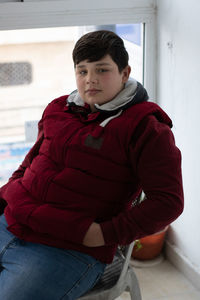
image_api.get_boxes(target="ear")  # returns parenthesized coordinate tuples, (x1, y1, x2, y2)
(122, 65, 131, 83)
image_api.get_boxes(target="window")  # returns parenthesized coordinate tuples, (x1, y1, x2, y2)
(0, 0, 156, 185)
(0, 24, 144, 184)
(0, 24, 144, 143)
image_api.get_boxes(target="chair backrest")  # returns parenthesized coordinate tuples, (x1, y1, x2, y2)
(87, 241, 135, 292)
(117, 241, 135, 282)
(78, 240, 142, 300)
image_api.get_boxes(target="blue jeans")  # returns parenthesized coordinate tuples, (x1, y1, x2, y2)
(0, 214, 106, 300)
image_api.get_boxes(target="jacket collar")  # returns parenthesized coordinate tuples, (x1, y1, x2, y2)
(67, 78, 148, 113)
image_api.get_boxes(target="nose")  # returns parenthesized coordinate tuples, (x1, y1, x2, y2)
(86, 71, 98, 84)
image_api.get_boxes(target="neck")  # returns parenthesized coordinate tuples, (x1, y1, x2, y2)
(90, 104, 98, 113)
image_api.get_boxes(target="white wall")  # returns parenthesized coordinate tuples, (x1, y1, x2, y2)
(157, 0, 200, 272)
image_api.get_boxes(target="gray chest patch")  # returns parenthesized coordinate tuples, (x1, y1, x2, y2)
(84, 134, 103, 150)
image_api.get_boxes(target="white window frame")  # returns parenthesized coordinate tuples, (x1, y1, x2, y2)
(0, 0, 156, 100)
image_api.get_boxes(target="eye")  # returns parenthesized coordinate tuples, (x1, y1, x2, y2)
(97, 68, 108, 73)
(77, 70, 87, 76)
(79, 70, 87, 75)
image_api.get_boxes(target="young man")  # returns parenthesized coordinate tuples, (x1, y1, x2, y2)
(0, 30, 184, 299)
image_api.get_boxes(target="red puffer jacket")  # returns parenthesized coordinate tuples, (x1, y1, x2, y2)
(0, 95, 184, 263)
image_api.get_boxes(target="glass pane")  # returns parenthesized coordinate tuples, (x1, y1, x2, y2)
(0, 24, 143, 185)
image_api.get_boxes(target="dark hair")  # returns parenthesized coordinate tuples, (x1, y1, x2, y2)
(72, 30, 129, 72)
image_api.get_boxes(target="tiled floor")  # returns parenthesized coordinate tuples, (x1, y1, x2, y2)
(116, 258, 200, 300)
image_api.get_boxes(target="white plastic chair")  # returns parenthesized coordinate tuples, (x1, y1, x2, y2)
(78, 241, 142, 300)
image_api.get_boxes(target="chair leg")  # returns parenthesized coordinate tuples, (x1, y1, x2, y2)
(126, 269, 142, 300)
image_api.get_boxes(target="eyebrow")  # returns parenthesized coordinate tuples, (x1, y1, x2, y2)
(76, 62, 111, 68)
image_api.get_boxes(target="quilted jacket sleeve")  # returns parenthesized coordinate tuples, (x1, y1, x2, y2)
(0, 118, 44, 215)
(100, 115, 184, 245)
(2, 98, 93, 244)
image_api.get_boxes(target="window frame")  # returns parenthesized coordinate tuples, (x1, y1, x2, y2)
(0, 0, 156, 100)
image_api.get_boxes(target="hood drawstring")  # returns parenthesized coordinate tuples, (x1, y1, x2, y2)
(99, 110, 123, 127)
(91, 110, 123, 138)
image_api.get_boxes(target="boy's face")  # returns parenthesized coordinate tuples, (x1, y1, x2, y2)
(75, 54, 131, 111)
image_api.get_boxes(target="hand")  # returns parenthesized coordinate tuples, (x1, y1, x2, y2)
(83, 222, 105, 247)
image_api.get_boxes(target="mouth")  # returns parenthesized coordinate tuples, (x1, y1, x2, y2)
(86, 89, 101, 92)
(85, 89, 101, 95)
